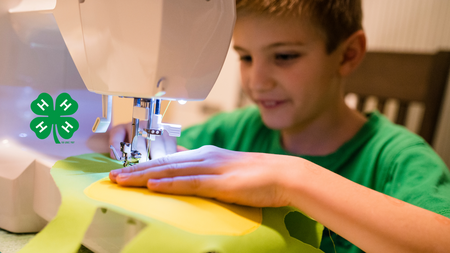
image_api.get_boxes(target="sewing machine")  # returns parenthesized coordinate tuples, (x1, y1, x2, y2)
(53, 0, 235, 166)
(0, 0, 235, 251)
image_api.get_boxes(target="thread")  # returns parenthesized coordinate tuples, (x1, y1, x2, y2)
(328, 228, 337, 253)
(162, 100, 172, 119)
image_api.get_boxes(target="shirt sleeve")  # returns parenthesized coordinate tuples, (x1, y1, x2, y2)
(176, 112, 230, 150)
(176, 106, 262, 151)
(383, 143, 450, 218)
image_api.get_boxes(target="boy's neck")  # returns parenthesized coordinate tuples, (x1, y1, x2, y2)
(280, 102, 367, 156)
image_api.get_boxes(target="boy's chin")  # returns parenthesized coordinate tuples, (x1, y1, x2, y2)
(260, 115, 290, 130)
(257, 104, 295, 130)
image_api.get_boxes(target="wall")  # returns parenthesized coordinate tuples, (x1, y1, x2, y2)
(363, 0, 450, 52)
(362, 0, 450, 165)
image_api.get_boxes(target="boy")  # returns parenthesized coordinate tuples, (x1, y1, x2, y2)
(109, 0, 450, 252)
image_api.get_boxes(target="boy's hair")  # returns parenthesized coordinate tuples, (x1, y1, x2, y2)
(236, 0, 363, 54)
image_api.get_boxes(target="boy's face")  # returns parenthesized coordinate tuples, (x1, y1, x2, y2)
(233, 15, 345, 132)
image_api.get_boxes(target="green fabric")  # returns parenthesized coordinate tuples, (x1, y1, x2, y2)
(178, 106, 450, 253)
(19, 153, 324, 253)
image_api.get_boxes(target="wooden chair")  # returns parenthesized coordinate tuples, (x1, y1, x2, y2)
(345, 51, 450, 145)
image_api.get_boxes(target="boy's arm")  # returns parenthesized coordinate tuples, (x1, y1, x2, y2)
(284, 158, 450, 253)
(110, 145, 450, 253)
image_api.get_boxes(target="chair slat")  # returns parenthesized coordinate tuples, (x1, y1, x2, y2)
(356, 96, 367, 112)
(396, 101, 409, 125)
(377, 98, 386, 113)
(344, 51, 450, 145)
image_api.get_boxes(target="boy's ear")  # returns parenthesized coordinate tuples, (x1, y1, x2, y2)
(338, 30, 366, 77)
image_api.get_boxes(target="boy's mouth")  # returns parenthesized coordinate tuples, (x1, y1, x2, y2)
(257, 100, 287, 109)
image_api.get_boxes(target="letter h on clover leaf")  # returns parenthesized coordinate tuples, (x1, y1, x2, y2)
(30, 93, 79, 144)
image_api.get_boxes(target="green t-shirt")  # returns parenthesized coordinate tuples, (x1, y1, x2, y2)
(177, 106, 450, 253)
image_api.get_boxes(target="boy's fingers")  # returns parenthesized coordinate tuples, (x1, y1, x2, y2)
(109, 171, 119, 183)
(147, 175, 220, 198)
(115, 170, 151, 186)
(115, 161, 215, 187)
(110, 163, 150, 181)
(109, 163, 148, 183)
(110, 148, 207, 183)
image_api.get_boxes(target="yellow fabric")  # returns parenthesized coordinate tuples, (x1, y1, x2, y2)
(18, 153, 324, 253)
(84, 178, 262, 235)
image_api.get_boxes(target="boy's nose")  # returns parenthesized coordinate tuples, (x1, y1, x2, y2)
(246, 62, 276, 92)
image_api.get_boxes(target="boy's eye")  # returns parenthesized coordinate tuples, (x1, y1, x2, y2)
(239, 55, 252, 63)
(275, 53, 300, 61)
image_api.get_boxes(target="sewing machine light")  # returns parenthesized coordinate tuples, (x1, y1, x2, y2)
(178, 100, 187, 105)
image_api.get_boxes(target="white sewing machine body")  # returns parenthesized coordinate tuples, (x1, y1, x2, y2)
(54, 0, 235, 166)
(0, 0, 235, 252)
(56, 0, 234, 100)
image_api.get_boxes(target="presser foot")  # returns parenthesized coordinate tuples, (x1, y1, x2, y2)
(109, 143, 142, 167)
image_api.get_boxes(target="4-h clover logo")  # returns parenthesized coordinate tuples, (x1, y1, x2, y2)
(30, 93, 79, 144)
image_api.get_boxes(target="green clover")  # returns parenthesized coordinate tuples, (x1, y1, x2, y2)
(30, 93, 79, 144)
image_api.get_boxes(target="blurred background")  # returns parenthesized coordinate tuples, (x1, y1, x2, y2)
(113, 0, 450, 165)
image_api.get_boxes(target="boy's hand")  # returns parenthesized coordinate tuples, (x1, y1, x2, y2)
(109, 145, 302, 207)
